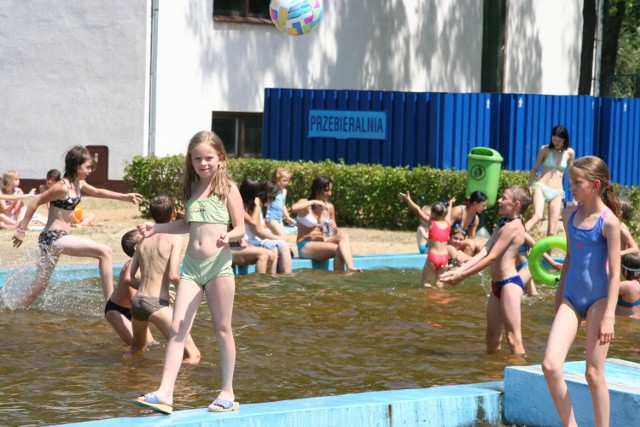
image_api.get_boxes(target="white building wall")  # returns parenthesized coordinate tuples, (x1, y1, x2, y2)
(0, 0, 149, 180)
(504, 0, 583, 94)
(0, 0, 584, 179)
(151, 0, 486, 156)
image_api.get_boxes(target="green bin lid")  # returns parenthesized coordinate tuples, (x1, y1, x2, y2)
(468, 147, 503, 161)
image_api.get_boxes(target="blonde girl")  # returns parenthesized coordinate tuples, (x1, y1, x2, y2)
(1, 171, 28, 226)
(135, 131, 244, 414)
(542, 155, 621, 427)
(265, 167, 295, 237)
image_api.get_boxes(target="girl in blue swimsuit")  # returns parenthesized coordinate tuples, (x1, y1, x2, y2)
(542, 156, 621, 427)
(11, 146, 143, 309)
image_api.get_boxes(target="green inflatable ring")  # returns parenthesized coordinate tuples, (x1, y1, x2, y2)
(528, 235, 567, 287)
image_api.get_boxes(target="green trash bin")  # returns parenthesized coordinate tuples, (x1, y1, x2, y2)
(466, 147, 503, 208)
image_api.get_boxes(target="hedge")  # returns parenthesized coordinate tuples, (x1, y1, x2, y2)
(124, 156, 640, 236)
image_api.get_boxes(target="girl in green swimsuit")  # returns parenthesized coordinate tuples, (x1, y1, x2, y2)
(135, 131, 245, 415)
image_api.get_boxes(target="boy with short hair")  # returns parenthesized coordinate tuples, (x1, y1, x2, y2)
(104, 229, 150, 345)
(123, 195, 200, 363)
(441, 185, 532, 355)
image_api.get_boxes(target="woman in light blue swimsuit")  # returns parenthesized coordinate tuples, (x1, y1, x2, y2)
(291, 175, 362, 272)
(542, 156, 620, 427)
(526, 125, 575, 236)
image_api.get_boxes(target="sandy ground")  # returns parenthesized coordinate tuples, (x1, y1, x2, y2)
(0, 198, 419, 267)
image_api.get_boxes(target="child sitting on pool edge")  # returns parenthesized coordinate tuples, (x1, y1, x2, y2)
(440, 185, 532, 356)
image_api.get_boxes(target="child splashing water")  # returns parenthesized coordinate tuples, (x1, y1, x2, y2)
(542, 156, 621, 427)
(11, 146, 143, 308)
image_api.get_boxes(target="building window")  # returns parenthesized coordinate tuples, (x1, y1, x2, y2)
(212, 112, 263, 158)
(213, 0, 271, 24)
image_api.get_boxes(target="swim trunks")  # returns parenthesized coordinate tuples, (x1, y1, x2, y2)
(181, 249, 233, 286)
(38, 229, 68, 250)
(617, 296, 640, 308)
(130, 295, 169, 321)
(104, 299, 132, 320)
(491, 275, 524, 298)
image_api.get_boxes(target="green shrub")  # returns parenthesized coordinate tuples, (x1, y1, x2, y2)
(124, 156, 640, 235)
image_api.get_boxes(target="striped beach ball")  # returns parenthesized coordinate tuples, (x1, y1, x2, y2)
(269, 0, 324, 36)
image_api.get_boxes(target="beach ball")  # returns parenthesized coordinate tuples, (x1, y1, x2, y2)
(269, 0, 324, 36)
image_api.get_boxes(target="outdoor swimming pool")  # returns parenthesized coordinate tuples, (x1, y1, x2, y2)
(1, 265, 639, 426)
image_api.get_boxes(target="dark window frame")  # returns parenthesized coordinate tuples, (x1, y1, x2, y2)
(213, 0, 271, 25)
(211, 112, 264, 158)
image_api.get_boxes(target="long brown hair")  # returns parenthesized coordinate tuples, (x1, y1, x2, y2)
(572, 156, 620, 218)
(64, 146, 92, 181)
(182, 131, 235, 201)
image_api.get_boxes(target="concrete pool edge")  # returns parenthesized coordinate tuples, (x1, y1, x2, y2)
(0, 253, 428, 288)
(55, 381, 505, 427)
(55, 358, 640, 426)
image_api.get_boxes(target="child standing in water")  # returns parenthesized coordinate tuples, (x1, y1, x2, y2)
(134, 131, 244, 415)
(11, 146, 142, 308)
(398, 192, 450, 288)
(265, 167, 296, 238)
(542, 156, 621, 427)
(441, 185, 532, 355)
(123, 195, 200, 363)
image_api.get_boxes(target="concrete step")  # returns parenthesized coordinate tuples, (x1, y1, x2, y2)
(503, 357, 640, 427)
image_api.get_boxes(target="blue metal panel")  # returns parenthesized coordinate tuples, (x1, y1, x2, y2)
(262, 89, 640, 186)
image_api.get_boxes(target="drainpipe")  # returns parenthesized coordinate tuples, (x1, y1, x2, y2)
(148, 0, 159, 155)
(593, 0, 604, 96)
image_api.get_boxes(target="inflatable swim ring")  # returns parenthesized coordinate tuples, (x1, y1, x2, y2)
(528, 235, 567, 287)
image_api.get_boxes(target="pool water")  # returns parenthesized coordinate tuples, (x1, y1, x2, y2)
(1, 268, 639, 426)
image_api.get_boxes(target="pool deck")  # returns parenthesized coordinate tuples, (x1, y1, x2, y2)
(54, 358, 640, 427)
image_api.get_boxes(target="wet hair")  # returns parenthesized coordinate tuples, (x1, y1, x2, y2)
(46, 169, 61, 181)
(467, 191, 488, 205)
(149, 195, 175, 224)
(1, 170, 19, 194)
(430, 201, 448, 218)
(507, 185, 532, 214)
(571, 156, 620, 218)
(240, 178, 261, 214)
(270, 167, 291, 184)
(619, 199, 631, 221)
(548, 125, 570, 150)
(183, 131, 234, 202)
(121, 229, 142, 258)
(259, 181, 279, 204)
(64, 146, 93, 181)
(622, 253, 640, 280)
(308, 175, 332, 200)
